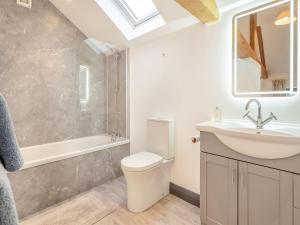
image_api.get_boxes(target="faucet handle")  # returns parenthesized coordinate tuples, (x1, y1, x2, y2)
(243, 111, 251, 118)
(270, 112, 277, 120)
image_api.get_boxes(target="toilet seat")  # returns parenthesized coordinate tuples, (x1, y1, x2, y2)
(121, 152, 163, 172)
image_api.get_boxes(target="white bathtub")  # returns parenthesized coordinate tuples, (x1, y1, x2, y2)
(21, 135, 130, 170)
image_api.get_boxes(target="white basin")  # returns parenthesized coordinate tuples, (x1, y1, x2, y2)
(196, 120, 300, 159)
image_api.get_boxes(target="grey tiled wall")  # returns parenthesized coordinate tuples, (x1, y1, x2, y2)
(0, 0, 108, 147)
(8, 144, 130, 219)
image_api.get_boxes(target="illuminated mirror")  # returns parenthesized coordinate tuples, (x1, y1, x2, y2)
(233, 0, 298, 97)
(79, 65, 90, 104)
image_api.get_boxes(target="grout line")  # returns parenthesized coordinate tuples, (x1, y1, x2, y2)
(106, 55, 109, 133)
(90, 208, 117, 225)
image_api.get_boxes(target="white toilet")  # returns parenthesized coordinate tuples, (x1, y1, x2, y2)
(121, 118, 175, 213)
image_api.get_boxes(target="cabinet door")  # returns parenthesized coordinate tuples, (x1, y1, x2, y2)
(239, 162, 293, 225)
(200, 152, 238, 225)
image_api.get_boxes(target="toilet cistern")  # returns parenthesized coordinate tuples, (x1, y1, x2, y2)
(243, 99, 277, 129)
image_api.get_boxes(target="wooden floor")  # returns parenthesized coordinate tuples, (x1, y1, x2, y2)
(20, 177, 200, 225)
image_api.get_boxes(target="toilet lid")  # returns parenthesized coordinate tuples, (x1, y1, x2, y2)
(121, 152, 163, 172)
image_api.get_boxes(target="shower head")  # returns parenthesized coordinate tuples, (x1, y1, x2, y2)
(106, 45, 120, 56)
(106, 46, 121, 61)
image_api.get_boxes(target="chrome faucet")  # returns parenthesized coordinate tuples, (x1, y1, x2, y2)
(110, 132, 119, 142)
(243, 99, 277, 129)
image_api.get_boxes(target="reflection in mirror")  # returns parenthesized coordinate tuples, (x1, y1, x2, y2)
(233, 0, 298, 97)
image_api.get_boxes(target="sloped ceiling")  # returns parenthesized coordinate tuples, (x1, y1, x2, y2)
(48, 0, 250, 48)
(219, 0, 243, 8)
(49, 0, 128, 47)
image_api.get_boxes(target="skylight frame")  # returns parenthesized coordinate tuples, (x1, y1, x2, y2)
(113, 0, 160, 27)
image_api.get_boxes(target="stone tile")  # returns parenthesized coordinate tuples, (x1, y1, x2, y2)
(0, 0, 108, 147)
(78, 149, 116, 193)
(8, 157, 80, 219)
(93, 149, 116, 186)
(111, 144, 130, 177)
(8, 144, 130, 219)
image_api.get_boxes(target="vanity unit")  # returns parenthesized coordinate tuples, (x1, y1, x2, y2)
(198, 0, 300, 222)
(199, 0, 300, 222)
(197, 120, 300, 225)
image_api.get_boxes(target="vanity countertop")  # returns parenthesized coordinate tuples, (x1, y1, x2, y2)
(196, 120, 300, 159)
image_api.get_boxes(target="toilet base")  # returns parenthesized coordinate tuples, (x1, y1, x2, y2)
(122, 159, 173, 213)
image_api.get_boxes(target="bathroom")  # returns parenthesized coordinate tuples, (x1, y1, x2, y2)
(0, 0, 299, 224)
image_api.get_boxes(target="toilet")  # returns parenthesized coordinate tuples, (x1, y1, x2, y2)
(121, 118, 175, 213)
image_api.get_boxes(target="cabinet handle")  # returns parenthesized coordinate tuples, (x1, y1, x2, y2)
(231, 168, 235, 184)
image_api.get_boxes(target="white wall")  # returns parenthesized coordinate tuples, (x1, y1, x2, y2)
(237, 58, 262, 92)
(129, 0, 300, 194)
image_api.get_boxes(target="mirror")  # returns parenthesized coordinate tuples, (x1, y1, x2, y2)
(79, 65, 90, 104)
(233, 0, 298, 97)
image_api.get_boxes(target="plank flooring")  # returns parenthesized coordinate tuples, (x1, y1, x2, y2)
(20, 177, 200, 225)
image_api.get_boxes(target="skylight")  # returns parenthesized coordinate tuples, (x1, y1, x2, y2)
(95, 0, 165, 40)
(113, 0, 159, 26)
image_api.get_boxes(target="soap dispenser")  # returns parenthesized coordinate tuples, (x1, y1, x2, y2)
(213, 105, 222, 122)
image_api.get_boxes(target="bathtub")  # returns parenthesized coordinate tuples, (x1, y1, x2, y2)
(21, 135, 130, 170)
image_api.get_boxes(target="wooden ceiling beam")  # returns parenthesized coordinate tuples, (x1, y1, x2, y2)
(249, 14, 257, 50)
(175, 0, 220, 23)
(237, 30, 268, 79)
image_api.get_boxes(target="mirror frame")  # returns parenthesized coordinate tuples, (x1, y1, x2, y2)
(232, 0, 298, 97)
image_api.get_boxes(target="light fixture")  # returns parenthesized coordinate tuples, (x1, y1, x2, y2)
(17, 0, 32, 8)
(274, 9, 297, 25)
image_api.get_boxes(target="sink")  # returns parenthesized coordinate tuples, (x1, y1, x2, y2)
(196, 120, 300, 159)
